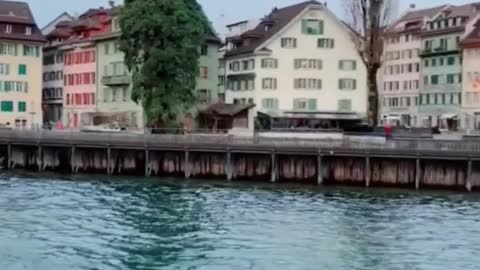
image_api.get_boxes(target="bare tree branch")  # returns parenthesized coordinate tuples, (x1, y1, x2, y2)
(342, 0, 398, 126)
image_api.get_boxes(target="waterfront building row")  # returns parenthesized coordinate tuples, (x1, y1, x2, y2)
(380, 3, 480, 131)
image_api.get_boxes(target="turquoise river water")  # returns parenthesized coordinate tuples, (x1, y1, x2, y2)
(0, 172, 479, 269)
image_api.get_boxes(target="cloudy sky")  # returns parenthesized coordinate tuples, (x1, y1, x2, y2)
(27, 0, 473, 33)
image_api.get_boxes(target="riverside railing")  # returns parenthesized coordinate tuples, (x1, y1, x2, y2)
(0, 129, 480, 154)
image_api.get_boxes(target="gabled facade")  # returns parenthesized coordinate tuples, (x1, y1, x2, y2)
(0, 0, 45, 129)
(223, 1, 367, 125)
(380, 5, 445, 127)
(418, 4, 480, 130)
(60, 7, 116, 129)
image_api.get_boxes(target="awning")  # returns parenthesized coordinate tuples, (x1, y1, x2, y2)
(260, 110, 363, 120)
(440, 114, 458, 120)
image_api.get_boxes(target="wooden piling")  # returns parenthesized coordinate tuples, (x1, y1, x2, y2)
(70, 145, 75, 173)
(37, 145, 42, 172)
(226, 150, 233, 181)
(466, 159, 472, 192)
(365, 156, 371, 187)
(145, 149, 150, 177)
(271, 153, 277, 183)
(107, 147, 111, 175)
(415, 158, 421, 190)
(317, 154, 323, 185)
(184, 149, 191, 179)
(7, 143, 11, 169)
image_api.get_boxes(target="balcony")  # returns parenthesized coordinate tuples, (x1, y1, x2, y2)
(420, 47, 459, 58)
(101, 75, 130, 86)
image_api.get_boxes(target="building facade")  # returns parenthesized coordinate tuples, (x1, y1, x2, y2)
(380, 5, 445, 127)
(224, 1, 367, 127)
(0, 1, 45, 129)
(461, 20, 480, 131)
(197, 38, 221, 108)
(61, 8, 114, 129)
(418, 4, 480, 130)
(42, 15, 73, 124)
(96, 13, 144, 129)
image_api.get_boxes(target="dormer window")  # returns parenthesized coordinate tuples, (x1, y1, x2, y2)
(25, 27, 32, 35)
(265, 25, 270, 31)
(5, 24, 12, 33)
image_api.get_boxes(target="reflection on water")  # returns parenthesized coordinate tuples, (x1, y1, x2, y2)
(0, 172, 479, 269)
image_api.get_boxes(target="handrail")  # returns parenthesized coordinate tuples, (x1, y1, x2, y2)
(0, 129, 479, 154)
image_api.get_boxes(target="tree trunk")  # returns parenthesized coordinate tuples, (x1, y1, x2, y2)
(367, 66, 379, 126)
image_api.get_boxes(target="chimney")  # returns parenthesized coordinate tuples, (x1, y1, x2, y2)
(410, 4, 416, 9)
(108, 0, 115, 8)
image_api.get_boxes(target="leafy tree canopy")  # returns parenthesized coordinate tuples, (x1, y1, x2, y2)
(119, 0, 210, 126)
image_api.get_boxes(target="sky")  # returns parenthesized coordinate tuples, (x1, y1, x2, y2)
(27, 0, 475, 33)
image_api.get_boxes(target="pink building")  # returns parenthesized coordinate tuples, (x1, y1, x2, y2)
(58, 8, 114, 129)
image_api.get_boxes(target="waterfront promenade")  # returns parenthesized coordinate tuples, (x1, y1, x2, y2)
(0, 129, 478, 191)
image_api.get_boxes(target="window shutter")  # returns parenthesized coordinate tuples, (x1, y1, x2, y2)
(353, 61, 357, 70)
(302, 19, 307, 34)
(339, 79, 343, 89)
(308, 99, 316, 110)
(339, 60, 343, 70)
(353, 80, 357, 90)
(319, 20, 324, 35)
(331, 39, 335, 48)
(274, 59, 278, 68)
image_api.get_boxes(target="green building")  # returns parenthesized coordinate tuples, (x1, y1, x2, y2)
(418, 5, 477, 130)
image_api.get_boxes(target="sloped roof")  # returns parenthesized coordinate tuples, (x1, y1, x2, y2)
(0, 0, 45, 42)
(389, 5, 447, 31)
(462, 19, 480, 46)
(201, 103, 255, 117)
(0, 0, 35, 24)
(224, 0, 322, 57)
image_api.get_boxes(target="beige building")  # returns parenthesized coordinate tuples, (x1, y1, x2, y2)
(224, 1, 367, 129)
(0, 1, 45, 128)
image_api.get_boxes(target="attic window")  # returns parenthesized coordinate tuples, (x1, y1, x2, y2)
(265, 25, 270, 31)
(25, 27, 32, 35)
(5, 24, 12, 34)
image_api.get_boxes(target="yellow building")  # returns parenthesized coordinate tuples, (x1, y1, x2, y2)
(0, 1, 45, 129)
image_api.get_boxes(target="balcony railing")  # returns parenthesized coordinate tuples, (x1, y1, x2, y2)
(101, 75, 130, 86)
(420, 47, 459, 57)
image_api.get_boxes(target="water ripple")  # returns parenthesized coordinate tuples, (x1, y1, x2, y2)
(0, 173, 479, 269)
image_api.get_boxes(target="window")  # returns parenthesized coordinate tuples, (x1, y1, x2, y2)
(294, 59, 322, 70)
(339, 79, 357, 90)
(447, 57, 455, 65)
(66, 94, 70, 105)
(294, 78, 322, 90)
(5, 24, 12, 33)
(0, 43, 17, 56)
(302, 19, 324, 35)
(424, 59, 429, 67)
(262, 78, 277, 90)
(230, 61, 240, 71)
(198, 89, 211, 104)
(111, 89, 117, 102)
(293, 98, 317, 110)
(218, 75, 225, 86)
(199, 66, 208, 79)
(281, 38, 297, 48)
(447, 74, 455, 84)
(339, 60, 357, 71)
(431, 75, 439, 85)
(0, 63, 10, 75)
(1, 101, 13, 112)
(338, 99, 352, 112)
(104, 43, 110, 54)
(261, 98, 279, 110)
(318, 38, 335, 48)
(261, 58, 278, 68)
(200, 45, 208, 56)
(18, 64, 26, 75)
(18, 102, 26, 112)
(242, 60, 255, 70)
(103, 88, 109, 102)
(25, 27, 32, 35)
(432, 58, 437, 67)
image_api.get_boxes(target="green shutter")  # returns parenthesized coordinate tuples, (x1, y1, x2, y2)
(353, 80, 357, 90)
(319, 20, 324, 35)
(1, 101, 13, 112)
(331, 39, 335, 48)
(339, 79, 343, 89)
(352, 61, 357, 70)
(308, 99, 317, 110)
(18, 64, 26, 75)
(339, 60, 343, 70)
(18, 102, 26, 112)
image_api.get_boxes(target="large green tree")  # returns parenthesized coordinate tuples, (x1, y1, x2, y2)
(119, 0, 210, 126)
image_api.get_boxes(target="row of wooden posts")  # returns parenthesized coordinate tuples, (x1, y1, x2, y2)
(2, 144, 479, 191)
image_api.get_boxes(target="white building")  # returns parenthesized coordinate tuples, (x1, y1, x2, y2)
(223, 1, 367, 129)
(379, 5, 445, 127)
